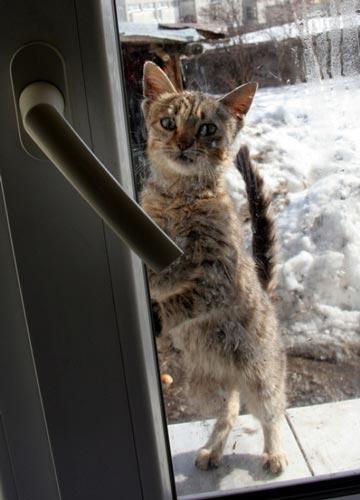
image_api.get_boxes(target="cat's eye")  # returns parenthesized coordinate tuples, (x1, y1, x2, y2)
(160, 117, 176, 131)
(198, 123, 217, 136)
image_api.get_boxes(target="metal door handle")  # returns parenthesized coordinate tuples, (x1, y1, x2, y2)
(19, 82, 182, 272)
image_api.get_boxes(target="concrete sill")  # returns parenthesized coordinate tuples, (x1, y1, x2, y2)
(168, 399, 360, 498)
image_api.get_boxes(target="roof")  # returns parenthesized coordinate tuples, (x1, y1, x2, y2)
(119, 22, 204, 44)
(159, 22, 226, 39)
(240, 13, 360, 45)
(200, 13, 360, 53)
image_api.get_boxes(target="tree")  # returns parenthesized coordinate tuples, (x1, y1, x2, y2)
(200, 0, 244, 36)
(199, 0, 255, 85)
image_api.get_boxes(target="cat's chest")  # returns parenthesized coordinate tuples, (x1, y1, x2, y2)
(163, 200, 204, 233)
(143, 185, 234, 249)
(162, 197, 229, 251)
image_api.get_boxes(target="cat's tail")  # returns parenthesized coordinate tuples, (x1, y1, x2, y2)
(235, 145, 277, 293)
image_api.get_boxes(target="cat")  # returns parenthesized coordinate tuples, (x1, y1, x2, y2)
(140, 61, 287, 473)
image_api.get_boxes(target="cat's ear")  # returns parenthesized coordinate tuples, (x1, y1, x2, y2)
(218, 82, 258, 119)
(143, 61, 177, 101)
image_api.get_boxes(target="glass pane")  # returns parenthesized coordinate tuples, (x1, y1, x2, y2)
(117, 0, 360, 496)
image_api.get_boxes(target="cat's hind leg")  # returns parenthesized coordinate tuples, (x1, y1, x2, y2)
(245, 375, 288, 475)
(195, 388, 240, 470)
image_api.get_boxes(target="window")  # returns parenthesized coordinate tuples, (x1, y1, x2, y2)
(127, 3, 141, 13)
(2, 0, 360, 498)
(118, 0, 360, 497)
(245, 5, 256, 22)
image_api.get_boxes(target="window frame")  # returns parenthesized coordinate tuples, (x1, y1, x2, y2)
(181, 470, 360, 499)
(73, 1, 178, 498)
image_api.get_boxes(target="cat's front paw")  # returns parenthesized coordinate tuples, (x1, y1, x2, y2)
(195, 448, 221, 470)
(262, 452, 288, 475)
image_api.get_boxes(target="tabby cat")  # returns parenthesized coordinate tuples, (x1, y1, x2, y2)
(140, 62, 287, 473)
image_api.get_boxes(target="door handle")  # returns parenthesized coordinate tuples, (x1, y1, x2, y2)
(19, 82, 182, 272)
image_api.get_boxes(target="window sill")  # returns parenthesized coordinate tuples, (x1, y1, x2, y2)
(168, 399, 360, 498)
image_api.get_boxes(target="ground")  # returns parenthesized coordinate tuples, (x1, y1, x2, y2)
(159, 347, 360, 423)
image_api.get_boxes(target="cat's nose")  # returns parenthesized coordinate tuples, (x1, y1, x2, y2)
(177, 134, 194, 151)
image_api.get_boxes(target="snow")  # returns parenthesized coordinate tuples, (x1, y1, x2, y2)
(241, 14, 360, 46)
(202, 12, 360, 58)
(226, 76, 360, 360)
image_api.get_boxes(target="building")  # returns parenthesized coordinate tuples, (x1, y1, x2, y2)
(257, 0, 331, 27)
(117, 1, 332, 28)
(117, 0, 180, 23)
(178, 0, 209, 22)
(116, 0, 211, 23)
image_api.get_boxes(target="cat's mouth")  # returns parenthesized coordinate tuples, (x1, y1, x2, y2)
(177, 152, 194, 164)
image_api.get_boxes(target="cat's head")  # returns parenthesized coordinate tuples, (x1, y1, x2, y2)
(142, 61, 257, 178)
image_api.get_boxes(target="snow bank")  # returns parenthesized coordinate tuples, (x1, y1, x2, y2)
(226, 77, 360, 360)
